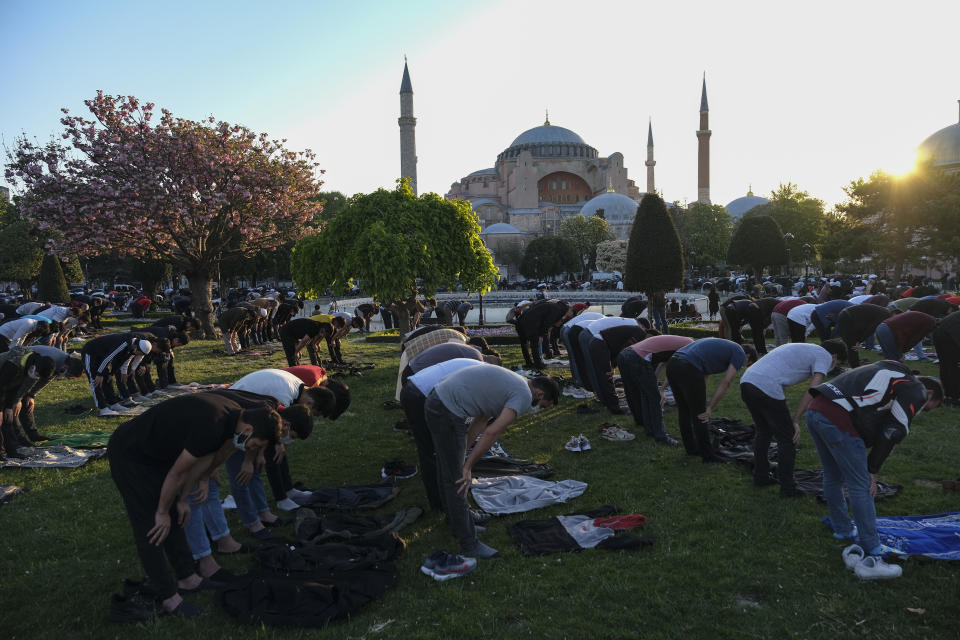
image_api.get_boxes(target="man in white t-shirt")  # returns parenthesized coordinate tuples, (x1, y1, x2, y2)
(739, 340, 846, 496)
(786, 303, 817, 343)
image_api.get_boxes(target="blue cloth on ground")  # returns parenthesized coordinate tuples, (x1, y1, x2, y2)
(825, 512, 960, 560)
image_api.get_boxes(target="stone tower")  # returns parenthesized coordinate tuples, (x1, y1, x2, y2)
(645, 118, 656, 194)
(398, 60, 418, 195)
(696, 75, 711, 204)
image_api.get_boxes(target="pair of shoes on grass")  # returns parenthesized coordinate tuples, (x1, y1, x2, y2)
(842, 544, 902, 580)
(421, 550, 478, 581)
(599, 424, 635, 441)
(564, 434, 591, 452)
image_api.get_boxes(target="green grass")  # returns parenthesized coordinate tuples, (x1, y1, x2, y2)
(2, 333, 958, 639)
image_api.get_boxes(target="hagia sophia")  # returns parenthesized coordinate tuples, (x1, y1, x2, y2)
(398, 61, 958, 278)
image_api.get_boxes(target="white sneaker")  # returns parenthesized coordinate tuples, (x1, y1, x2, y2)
(842, 544, 865, 570)
(600, 425, 636, 441)
(99, 407, 122, 417)
(854, 555, 902, 580)
(564, 436, 581, 452)
(276, 497, 300, 511)
(286, 488, 312, 499)
(109, 403, 131, 413)
(578, 434, 592, 451)
(221, 495, 237, 510)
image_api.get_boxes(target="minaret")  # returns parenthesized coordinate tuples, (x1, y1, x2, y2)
(645, 118, 656, 194)
(696, 74, 711, 204)
(398, 58, 418, 195)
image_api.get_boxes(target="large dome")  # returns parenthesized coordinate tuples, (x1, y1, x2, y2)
(579, 192, 639, 223)
(498, 122, 598, 162)
(725, 193, 769, 218)
(510, 125, 585, 147)
(917, 119, 960, 169)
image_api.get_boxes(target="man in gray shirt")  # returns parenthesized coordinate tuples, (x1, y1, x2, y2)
(425, 364, 560, 558)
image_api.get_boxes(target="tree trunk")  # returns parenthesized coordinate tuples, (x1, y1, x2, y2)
(396, 306, 412, 334)
(186, 269, 216, 339)
(17, 280, 33, 300)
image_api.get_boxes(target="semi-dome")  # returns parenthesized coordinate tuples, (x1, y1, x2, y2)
(725, 192, 769, 218)
(917, 118, 960, 169)
(579, 192, 639, 223)
(480, 222, 523, 235)
(468, 167, 498, 177)
(498, 121, 598, 162)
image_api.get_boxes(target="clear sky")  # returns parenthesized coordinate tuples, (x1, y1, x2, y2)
(2, 0, 958, 209)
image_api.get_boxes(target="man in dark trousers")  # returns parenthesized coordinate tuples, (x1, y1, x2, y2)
(811, 299, 854, 343)
(135, 328, 190, 392)
(875, 310, 937, 362)
(620, 296, 648, 319)
(80, 333, 153, 416)
(278, 317, 333, 367)
(218, 305, 257, 355)
(108, 393, 281, 617)
(150, 315, 202, 335)
(721, 297, 778, 355)
(0, 348, 56, 459)
(805, 362, 942, 579)
(425, 364, 560, 559)
(353, 303, 378, 332)
(740, 340, 846, 496)
(516, 299, 574, 369)
(579, 317, 648, 413)
(617, 334, 693, 445)
(835, 303, 892, 367)
(665, 338, 757, 462)
(933, 311, 960, 406)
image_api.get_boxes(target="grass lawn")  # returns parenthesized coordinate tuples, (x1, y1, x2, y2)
(1, 331, 958, 639)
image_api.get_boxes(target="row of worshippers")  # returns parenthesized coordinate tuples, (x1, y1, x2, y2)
(107, 364, 350, 618)
(0, 299, 93, 352)
(396, 301, 945, 582)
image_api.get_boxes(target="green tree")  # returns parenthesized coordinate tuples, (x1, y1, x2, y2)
(37, 253, 70, 302)
(315, 191, 348, 224)
(623, 194, 683, 294)
(290, 180, 498, 332)
(559, 214, 614, 275)
(131, 258, 173, 299)
(520, 236, 579, 280)
(675, 202, 732, 270)
(0, 220, 45, 297)
(61, 254, 84, 285)
(728, 215, 785, 277)
(742, 183, 825, 254)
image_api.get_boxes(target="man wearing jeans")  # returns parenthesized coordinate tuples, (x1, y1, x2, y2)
(805, 361, 942, 578)
(424, 364, 559, 559)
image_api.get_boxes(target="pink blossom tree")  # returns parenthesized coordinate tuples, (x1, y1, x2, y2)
(5, 92, 323, 335)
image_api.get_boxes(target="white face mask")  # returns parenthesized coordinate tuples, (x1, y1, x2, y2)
(232, 432, 251, 452)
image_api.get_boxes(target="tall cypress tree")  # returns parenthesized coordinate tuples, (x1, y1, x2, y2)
(727, 215, 785, 278)
(38, 253, 70, 302)
(623, 193, 684, 294)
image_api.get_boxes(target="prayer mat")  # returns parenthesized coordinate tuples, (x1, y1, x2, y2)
(293, 482, 400, 510)
(794, 468, 901, 501)
(0, 485, 27, 505)
(508, 505, 653, 556)
(470, 475, 587, 515)
(1, 445, 106, 469)
(824, 513, 960, 560)
(41, 430, 112, 449)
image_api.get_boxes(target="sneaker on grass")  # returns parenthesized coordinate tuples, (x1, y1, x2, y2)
(600, 424, 635, 441)
(842, 544, 865, 570)
(421, 551, 477, 581)
(99, 407, 123, 417)
(564, 436, 581, 452)
(381, 459, 417, 479)
(578, 434, 592, 451)
(854, 555, 902, 580)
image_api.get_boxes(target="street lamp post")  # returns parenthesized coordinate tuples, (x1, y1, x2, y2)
(802, 243, 811, 278)
(783, 232, 794, 278)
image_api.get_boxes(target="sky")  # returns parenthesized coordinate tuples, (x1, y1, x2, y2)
(2, 0, 958, 210)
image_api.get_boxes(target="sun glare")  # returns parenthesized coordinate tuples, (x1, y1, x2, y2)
(881, 151, 919, 177)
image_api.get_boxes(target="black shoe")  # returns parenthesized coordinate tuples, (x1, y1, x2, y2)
(261, 516, 293, 528)
(381, 459, 417, 479)
(109, 593, 158, 623)
(162, 600, 203, 619)
(179, 577, 227, 593)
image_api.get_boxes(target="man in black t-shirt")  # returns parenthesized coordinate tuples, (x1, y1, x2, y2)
(278, 318, 334, 367)
(107, 393, 280, 618)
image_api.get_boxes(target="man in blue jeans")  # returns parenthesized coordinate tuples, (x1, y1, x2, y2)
(805, 361, 942, 579)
